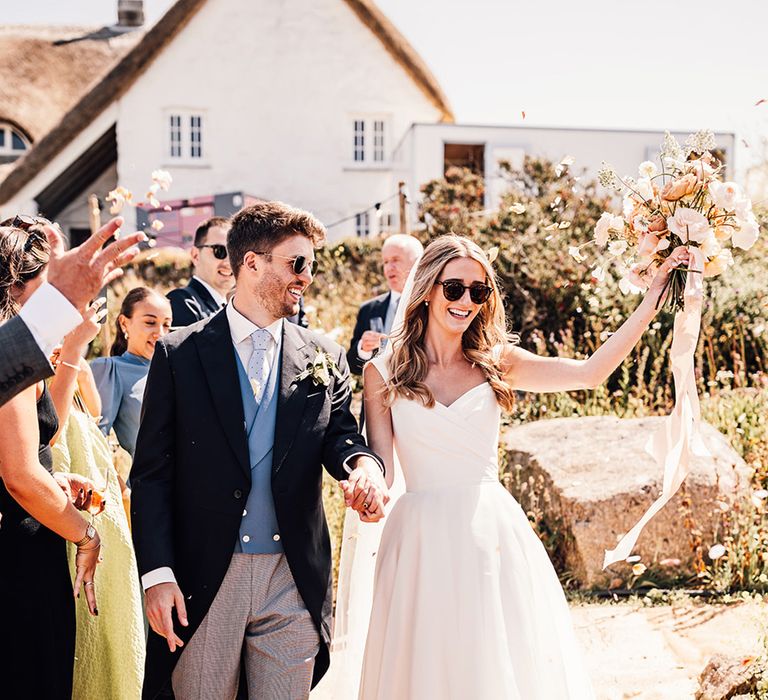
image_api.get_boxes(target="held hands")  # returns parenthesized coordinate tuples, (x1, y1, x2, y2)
(145, 582, 189, 652)
(340, 456, 390, 523)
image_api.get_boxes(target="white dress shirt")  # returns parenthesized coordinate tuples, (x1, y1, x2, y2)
(18, 282, 82, 356)
(141, 305, 283, 591)
(193, 275, 226, 308)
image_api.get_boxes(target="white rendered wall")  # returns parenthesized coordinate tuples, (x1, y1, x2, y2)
(398, 124, 737, 223)
(114, 0, 444, 241)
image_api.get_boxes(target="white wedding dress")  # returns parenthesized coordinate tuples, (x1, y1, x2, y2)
(350, 353, 595, 699)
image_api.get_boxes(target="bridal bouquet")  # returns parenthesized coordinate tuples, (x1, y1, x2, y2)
(586, 130, 759, 310)
(595, 131, 762, 568)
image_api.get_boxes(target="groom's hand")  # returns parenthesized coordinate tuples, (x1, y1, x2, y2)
(341, 457, 389, 522)
(145, 582, 189, 652)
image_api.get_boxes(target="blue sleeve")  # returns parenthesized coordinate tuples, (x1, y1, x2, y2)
(90, 357, 122, 437)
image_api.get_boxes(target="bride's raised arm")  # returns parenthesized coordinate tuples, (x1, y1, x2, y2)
(362, 363, 397, 489)
(502, 246, 690, 394)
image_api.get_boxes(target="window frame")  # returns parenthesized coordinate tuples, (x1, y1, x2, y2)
(0, 123, 30, 157)
(165, 109, 208, 165)
(346, 114, 391, 169)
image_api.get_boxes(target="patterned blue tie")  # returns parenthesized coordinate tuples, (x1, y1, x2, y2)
(248, 328, 272, 403)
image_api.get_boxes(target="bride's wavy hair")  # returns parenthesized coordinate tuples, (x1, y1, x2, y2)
(386, 235, 518, 412)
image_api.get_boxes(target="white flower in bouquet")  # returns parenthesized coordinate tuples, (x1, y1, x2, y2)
(699, 231, 721, 258)
(636, 177, 655, 202)
(608, 240, 628, 257)
(594, 212, 624, 246)
(638, 161, 658, 178)
(704, 248, 734, 277)
(666, 208, 711, 244)
(735, 196, 754, 220)
(708, 180, 741, 211)
(732, 216, 760, 250)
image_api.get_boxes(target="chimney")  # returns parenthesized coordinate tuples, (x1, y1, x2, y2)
(117, 0, 145, 28)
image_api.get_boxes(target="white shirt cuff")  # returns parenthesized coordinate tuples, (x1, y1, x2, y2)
(343, 451, 385, 475)
(356, 341, 373, 362)
(142, 566, 177, 590)
(18, 282, 82, 356)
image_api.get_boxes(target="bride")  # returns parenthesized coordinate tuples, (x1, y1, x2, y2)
(336, 234, 690, 699)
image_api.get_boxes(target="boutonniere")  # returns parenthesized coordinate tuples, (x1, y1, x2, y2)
(295, 346, 343, 388)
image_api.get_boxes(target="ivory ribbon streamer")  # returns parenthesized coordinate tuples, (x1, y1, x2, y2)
(603, 247, 710, 568)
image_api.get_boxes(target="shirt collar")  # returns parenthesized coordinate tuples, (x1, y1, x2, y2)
(226, 301, 283, 346)
(389, 291, 401, 305)
(193, 275, 226, 307)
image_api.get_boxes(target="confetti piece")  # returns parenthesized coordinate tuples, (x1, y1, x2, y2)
(755, 98, 766, 107)
(521, 110, 526, 119)
(151, 219, 164, 231)
(163, 205, 172, 212)
(509, 203, 526, 214)
(631, 563, 647, 576)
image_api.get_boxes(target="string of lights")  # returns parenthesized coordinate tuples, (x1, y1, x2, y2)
(325, 190, 401, 229)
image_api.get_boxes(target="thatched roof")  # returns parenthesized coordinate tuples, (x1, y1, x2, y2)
(0, 0, 452, 206)
(0, 25, 143, 142)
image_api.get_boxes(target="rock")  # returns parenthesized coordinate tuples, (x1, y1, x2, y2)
(500, 416, 751, 587)
(694, 653, 765, 699)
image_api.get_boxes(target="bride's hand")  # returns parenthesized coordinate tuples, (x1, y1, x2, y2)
(359, 502, 385, 523)
(646, 245, 691, 303)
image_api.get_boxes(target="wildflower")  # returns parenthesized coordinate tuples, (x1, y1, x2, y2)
(708, 544, 726, 560)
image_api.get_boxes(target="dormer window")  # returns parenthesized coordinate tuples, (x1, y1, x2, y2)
(0, 123, 30, 162)
(165, 109, 207, 164)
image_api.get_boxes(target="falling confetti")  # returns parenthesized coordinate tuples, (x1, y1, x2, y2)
(755, 99, 766, 107)
(151, 219, 164, 232)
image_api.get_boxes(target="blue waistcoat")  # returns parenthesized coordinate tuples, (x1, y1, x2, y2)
(234, 346, 283, 554)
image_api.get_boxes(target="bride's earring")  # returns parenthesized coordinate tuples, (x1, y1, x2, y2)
(425, 301, 429, 307)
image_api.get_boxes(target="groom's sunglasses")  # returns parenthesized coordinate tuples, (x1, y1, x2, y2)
(196, 243, 228, 260)
(254, 252, 318, 276)
(435, 279, 493, 305)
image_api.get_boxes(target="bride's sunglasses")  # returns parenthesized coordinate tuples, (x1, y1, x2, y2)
(254, 251, 318, 276)
(435, 279, 493, 305)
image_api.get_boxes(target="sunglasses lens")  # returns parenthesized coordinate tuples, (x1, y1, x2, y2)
(470, 285, 492, 304)
(292, 257, 317, 275)
(212, 245, 228, 259)
(442, 281, 465, 302)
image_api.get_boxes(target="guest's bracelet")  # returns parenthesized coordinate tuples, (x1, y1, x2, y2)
(58, 361, 81, 372)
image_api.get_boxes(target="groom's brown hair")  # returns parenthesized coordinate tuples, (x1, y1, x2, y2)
(227, 200, 327, 278)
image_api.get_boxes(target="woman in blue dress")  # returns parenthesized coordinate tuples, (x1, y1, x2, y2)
(91, 287, 172, 458)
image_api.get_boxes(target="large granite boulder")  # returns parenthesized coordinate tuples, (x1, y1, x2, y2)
(500, 416, 751, 588)
(695, 654, 766, 700)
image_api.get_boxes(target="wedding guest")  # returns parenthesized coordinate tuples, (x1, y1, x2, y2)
(0, 214, 145, 407)
(91, 287, 172, 458)
(0, 222, 103, 700)
(50, 303, 145, 700)
(167, 216, 233, 327)
(347, 234, 423, 375)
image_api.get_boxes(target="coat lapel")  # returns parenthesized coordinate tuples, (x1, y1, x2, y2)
(189, 277, 221, 315)
(193, 310, 250, 477)
(273, 322, 312, 474)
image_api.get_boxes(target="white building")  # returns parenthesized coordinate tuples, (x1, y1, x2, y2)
(0, 0, 451, 245)
(0, 0, 736, 245)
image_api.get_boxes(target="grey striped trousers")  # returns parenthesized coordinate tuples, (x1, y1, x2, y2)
(172, 553, 320, 700)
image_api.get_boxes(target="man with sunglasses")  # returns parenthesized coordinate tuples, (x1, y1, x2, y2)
(167, 216, 234, 328)
(131, 200, 386, 700)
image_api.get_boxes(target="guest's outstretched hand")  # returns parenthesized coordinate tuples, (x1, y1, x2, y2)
(45, 217, 147, 312)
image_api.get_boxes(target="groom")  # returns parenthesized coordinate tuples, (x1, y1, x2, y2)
(131, 201, 387, 699)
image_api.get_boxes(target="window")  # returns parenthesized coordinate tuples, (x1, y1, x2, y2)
(0, 123, 30, 160)
(350, 116, 389, 165)
(355, 212, 370, 237)
(353, 120, 365, 162)
(373, 120, 385, 162)
(167, 110, 205, 162)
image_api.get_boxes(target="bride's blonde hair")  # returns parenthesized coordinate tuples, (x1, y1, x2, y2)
(386, 235, 518, 412)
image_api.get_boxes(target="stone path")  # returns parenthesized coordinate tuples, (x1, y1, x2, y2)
(312, 598, 767, 699)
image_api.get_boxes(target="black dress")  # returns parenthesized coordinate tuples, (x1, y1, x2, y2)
(0, 383, 74, 700)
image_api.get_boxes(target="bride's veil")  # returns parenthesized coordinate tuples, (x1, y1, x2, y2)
(328, 253, 422, 697)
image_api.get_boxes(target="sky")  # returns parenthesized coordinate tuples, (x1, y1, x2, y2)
(5, 0, 768, 149)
